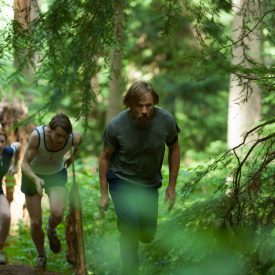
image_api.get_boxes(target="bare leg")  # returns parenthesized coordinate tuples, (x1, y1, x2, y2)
(25, 194, 45, 257)
(5, 175, 16, 205)
(47, 186, 66, 230)
(0, 195, 11, 252)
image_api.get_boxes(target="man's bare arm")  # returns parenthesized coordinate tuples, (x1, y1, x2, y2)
(65, 132, 82, 168)
(21, 131, 44, 195)
(166, 140, 180, 210)
(8, 142, 21, 175)
(98, 146, 115, 212)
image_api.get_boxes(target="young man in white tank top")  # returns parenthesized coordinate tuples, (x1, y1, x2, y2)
(21, 113, 81, 271)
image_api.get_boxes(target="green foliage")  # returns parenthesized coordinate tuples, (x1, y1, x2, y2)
(0, 0, 119, 126)
(5, 132, 275, 273)
(0, 1, 274, 272)
(6, 220, 74, 274)
(0, 0, 273, 154)
(142, 127, 274, 274)
(123, 0, 231, 152)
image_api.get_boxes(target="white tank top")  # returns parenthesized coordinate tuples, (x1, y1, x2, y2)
(30, 125, 73, 175)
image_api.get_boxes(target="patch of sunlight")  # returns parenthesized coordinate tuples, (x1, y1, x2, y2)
(219, 10, 232, 25)
(0, 0, 13, 30)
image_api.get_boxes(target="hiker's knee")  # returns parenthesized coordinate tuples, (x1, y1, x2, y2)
(50, 209, 64, 223)
(139, 230, 156, 243)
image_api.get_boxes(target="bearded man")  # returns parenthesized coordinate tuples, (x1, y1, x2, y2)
(98, 81, 180, 274)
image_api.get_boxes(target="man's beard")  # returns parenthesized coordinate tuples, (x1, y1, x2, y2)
(133, 114, 153, 128)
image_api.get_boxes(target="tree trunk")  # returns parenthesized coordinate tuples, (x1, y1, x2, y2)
(105, 0, 124, 125)
(2, 0, 39, 227)
(227, 0, 263, 148)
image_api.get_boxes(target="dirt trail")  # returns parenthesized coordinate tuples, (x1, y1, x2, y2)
(0, 264, 62, 274)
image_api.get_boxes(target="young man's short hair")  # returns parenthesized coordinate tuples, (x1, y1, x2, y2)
(49, 113, 72, 134)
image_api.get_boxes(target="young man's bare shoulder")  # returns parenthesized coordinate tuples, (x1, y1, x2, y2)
(27, 129, 40, 148)
(72, 132, 82, 146)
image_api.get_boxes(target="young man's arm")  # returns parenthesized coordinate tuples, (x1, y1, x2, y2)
(166, 140, 180, 210)
(7, 142, 21, 175)
(21, 131, 44, 195)
(98, 146, 115, 214)
(64, 132, 82, 168)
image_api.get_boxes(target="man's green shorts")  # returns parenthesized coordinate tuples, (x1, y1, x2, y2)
(21, 168, 67, 196)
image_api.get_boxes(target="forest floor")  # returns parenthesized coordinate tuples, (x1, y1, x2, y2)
(0, 264, 61, 274)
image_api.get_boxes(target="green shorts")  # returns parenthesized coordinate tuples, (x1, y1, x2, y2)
(21, 168, 67, 196)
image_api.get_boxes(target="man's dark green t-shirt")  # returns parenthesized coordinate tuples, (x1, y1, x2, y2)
(103, 107, 180, 187)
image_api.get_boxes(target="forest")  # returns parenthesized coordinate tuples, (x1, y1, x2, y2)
(0, 0, 274, 274)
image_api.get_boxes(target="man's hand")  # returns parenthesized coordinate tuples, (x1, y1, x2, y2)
(98, 195, 109, 218)
(64, 157, 72, 168)
(34, 177, 44, 196)
(165, 185, 176, 211)
(7, 165, 18, 176)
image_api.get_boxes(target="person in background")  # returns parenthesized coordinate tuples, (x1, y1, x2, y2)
(21, 113, 81, 271)
(99, 81, 180, 274)
(0, 127, 21, 265)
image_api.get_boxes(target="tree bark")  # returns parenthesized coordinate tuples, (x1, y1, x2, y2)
(2, 0, 39, 226)
(105, 0, 124, 125)
(227, 0, 263, 148)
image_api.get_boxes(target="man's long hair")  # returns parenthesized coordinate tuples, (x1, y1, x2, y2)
(123, 81, 159, 108)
